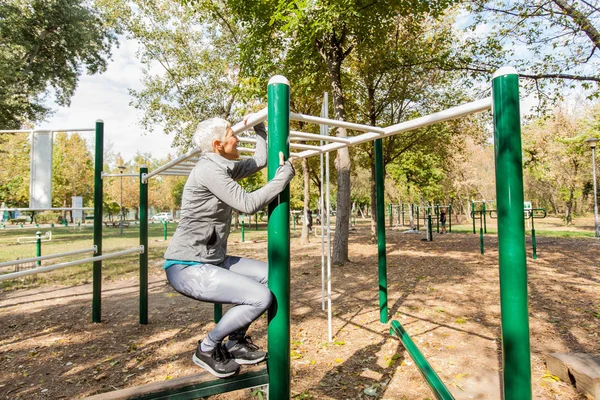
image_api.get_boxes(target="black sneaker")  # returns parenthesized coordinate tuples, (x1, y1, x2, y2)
(227, 336, 267, 365)
(192, 342, 240, 378)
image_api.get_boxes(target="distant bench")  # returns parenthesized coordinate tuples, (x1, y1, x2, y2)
(103, 221, 130, 228)
(83, 367, 268, 399)
(9, 217, 29, 225)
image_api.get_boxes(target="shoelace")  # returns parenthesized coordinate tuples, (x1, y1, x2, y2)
(238, 336, 259, 351)
(212, 343, 233, 362)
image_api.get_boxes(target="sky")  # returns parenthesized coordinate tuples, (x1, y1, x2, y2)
(41, 37, 175, 162)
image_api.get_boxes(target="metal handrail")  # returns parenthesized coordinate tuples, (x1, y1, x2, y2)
(0, 246, 143, 282)
(0, 246, 97, 268)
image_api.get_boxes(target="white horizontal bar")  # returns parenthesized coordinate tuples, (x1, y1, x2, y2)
(0, 129, 32, 133)
(290, 113, 386, 134)
(0, 246, 97, 268)
(158, 172, 192, 176)
(51, 128, 95, 133)
(292, 98, 492, 159)
(145, 148, 201, 181)
(231, 108, 268, 135)
(290, 131, 351, 144)
(0, 246, 144, 282)
(0, 128, 95, 134)
(238, 147, 256, 153)
(383, 98, 492, 136)
(101, 173, 140, 178)
(0, 207, 94, 211)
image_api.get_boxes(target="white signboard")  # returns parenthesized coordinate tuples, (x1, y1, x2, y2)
(72, 196, 83, 222)
(524, 201, 532, 211)
(30, 130, 53, 209)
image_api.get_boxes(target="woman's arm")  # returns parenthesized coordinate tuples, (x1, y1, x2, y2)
(230, 123, 267, 181)
(202, 161, 294, 214)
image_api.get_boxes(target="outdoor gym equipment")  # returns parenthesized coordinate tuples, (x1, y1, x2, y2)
(89, 68, 529, 399)
(488, 208, 547, 259)
(17, 231, 52, 266)
(390, 320, 454, 399)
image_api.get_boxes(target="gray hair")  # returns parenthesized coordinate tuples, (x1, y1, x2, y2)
(192, 117, 231, 153)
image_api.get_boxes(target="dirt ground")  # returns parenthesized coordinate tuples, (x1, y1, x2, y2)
(0, 225, 598, 399)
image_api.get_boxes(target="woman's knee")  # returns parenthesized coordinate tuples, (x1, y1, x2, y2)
(252, 287, 273, 311)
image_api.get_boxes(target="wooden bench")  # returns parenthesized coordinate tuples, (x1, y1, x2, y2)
(103, 221, 130, 228)
(83, 367, 268, 399)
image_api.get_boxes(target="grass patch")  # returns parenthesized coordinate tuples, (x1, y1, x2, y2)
(0, 223, 174, 290)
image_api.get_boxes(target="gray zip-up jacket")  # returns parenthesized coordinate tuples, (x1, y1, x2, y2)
(164, 124, 294, 265)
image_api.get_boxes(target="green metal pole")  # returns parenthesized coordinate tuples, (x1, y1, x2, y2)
(293, 214, 296, 232)
(472, 200, 476, 234)
(449, 204, 452, 233)
(388, 204, 392, 227)
(241, 220, 245, 242)
(36, 231, 41, 267)
(390, 320, 455, 400)
(492, 67, 531, 399)
(436, 205, 439, 233)
(480, 227, 484, 255)
(483, 202, 487, 234)
(531, 214, 537, 260)
(163, 220, 167, 241)
(416, 205, 420, 231)
(92, 120, 104, 323)
(255, 213, 258, 231)
(140, 165, 148, 325)
(214, 304, 222, 323)
(375, 138, 388, 323)
(267, 75, 291, 400)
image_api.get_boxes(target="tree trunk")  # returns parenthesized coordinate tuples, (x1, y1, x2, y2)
(370, 157, 377, 243)
(318, 38, 351, 265)
(234, 210, 239, 230)
(301, 158, 310, 245)
(565, 187, 575, 225)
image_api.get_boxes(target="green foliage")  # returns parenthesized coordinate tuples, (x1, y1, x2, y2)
(52, 133, 95, 209)
(0, 0, 117, 128)
(466, 0, 600, 103)
(0, 133, 30, 207)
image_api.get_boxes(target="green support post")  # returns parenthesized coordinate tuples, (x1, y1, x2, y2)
(214, 304, 222, 323)
(416, 205, 420, 231)
(255, 213, 258, 231)
(293, 214, 296, 232)
(492, 67, 531, 399)
(480, 227, 484, 255)
(531, 213, 537, 260)
(483, 202, 487, 234)
(449, 204, 452, 233)
(267, 75, 291, 400)
(472, 200, 476, 234)
(140, 165, 148, 325)
(375, 138, 388, 323)
(390, 320, 455, 400)
(435, 205, 439, 233)
(35, 231, 41, 266)
(163, 220, 167, 241)
(241, 220, 245, 242)
(92, 120, 104, 323)
(388, 204, 392, 227)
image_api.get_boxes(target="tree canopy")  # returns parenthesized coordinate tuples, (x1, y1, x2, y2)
(0, 0, 117, 129)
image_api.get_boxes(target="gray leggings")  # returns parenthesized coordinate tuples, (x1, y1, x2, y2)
(166, 256, 272, 347)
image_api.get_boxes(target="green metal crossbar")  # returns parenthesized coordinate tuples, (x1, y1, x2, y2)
(85, 369, 269, 400)
(390, 320, 454, 400)
(132, 370, 268, 400)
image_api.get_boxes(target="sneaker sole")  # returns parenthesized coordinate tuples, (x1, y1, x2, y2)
(192, 354, 239, 378)
(234, 354, 266, 365)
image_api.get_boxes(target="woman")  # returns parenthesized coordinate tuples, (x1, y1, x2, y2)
(163, 116, 294, 378)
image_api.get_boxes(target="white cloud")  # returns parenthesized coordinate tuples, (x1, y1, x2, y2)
(41, 37, 175, 162)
